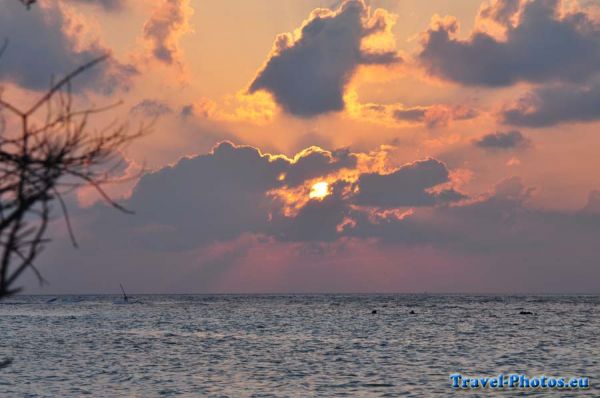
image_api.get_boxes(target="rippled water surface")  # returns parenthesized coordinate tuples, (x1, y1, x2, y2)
(0, 295, 598, 397)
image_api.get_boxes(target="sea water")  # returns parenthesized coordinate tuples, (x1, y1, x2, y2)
(0, 294, 598, 397)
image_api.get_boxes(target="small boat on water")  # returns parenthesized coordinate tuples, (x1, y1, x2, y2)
(113, 283, 141, 304)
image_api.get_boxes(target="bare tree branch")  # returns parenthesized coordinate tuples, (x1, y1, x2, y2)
(18, 0, 37, 10)
(25, 55, 109, 117)
(0, 56, 146, 299)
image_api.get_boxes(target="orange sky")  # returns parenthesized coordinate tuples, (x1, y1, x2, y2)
(4, 0, 600, 293)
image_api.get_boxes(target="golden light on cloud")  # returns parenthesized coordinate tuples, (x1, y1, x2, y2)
(266, 145, 396, 218)
(309, 181, 330, 200)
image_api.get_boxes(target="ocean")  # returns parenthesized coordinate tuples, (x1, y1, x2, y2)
(0, 294, 598, 397)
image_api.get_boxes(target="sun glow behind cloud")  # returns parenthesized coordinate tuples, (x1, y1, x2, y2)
(309, 181, 330, 200)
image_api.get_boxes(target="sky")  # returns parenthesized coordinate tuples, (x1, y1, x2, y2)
(2, 0, 600, 293)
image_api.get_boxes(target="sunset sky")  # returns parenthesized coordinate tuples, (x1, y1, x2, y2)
(3, 0, 600, 293)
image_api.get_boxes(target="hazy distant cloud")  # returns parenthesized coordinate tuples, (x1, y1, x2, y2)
(355, 101, 478, 128)
(392, 104, 477, 128)
(249, 0, 401, 117)
(143, 0, 192, 66)
(354, 158, 465, 207)
(130, 99, 173, 117)
(0, 1, 136, 93)
(473, 130, 530, 150)
(502, 80, 600, 127)
(419, 0, 600, 86)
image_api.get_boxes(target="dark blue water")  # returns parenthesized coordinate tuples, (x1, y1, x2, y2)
(0, 295, 598, 397)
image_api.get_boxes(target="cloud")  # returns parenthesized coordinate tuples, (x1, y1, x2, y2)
(114, 142, 362, 249)
(0, 1, 136, 93)
(123, 142, 284, 249)
(270, 184, 351, 242)
(473, 130, 531, 150)
(130, 99, 173, 117)
(71, 0, 126, 12)
(63, 142, 463, 251)
(354, 158, 466, 207)
(282, 147, 357, 186)
(352, 101, 478, 128)
(501, 79, 600, 126)
(345, 177, 546, 250)
(419, 0, 600, 86)
(393, 104, 478, 128)
(248, 0, 401, 117)
(392, 108, 426, 122)
(143, 0, 193, 67)
(479, 0, 521, 25)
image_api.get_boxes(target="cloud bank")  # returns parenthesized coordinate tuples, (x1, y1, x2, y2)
(27, 143, 600, 293)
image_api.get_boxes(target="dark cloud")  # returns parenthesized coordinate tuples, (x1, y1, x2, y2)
(354, 158, 466, 207)
(249, 0, 401, 117)
(473, 130, 530, 150)
(347, 177, 554, 251)
(124, 142, 284, 249)
(0, 1, 136, 93)
(130, 99, 173, 117)
(419, 0, 600, 86)
(61, 143, 461, 251)
(180, 104, 195, 118)
(109, 142, 359, 249)
(271, 182, 350, 242)
(502, 80, 600, 126)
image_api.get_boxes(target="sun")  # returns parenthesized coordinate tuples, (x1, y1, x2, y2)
(309, 181, 330, 200)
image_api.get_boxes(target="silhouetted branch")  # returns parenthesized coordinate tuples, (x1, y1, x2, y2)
(0, 40, 7, 59)
(0, 57, 146, 299)
(26, 56, 109, 117)
(18, 0, 36, 10)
